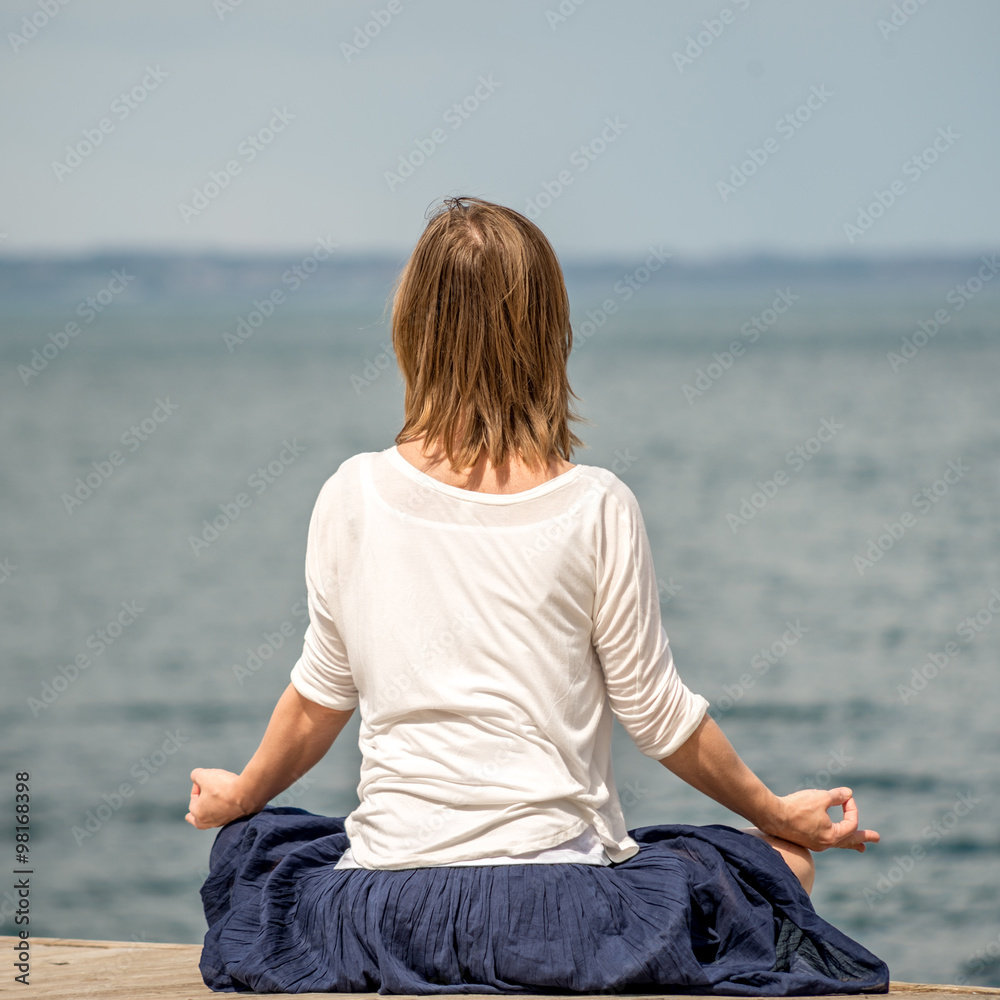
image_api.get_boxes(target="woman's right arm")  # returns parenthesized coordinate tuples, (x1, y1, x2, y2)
(658, 713, 879, 852)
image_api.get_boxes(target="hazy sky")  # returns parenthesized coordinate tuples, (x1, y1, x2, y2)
(2, 0, 997, 258)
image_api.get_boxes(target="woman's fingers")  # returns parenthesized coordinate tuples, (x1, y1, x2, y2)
(187, 776, 202, 820)
(185, 767, 244, 830)
(826, 787, 853, 810)
(826, 792, 880, 851)
(187, 768, 213, 828)
(839, 826, 880, 851)
(820, 790, 852, 837)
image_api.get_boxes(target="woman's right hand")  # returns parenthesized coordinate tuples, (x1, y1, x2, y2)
(765, 787, 880, 853)
(185, 767, 256, 830)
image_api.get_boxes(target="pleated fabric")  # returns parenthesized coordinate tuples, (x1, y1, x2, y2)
(198, 807, 890, 995)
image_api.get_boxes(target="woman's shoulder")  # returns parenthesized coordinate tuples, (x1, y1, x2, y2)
(310, 450, 377, 508)
(573, 462, 643, 516)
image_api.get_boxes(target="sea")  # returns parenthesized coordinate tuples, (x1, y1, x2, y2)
(1, 250, 998, 986)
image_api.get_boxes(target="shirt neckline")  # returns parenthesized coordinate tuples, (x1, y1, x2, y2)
(384, 445, 583, 504)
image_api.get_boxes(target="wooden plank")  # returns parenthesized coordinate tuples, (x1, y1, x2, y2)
(890, 989, 1000, 998)
(2, 937, 999, 999)
(0, 937, 209, 999)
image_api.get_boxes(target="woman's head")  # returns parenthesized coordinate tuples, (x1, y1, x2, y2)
(391, 196, 587, 473)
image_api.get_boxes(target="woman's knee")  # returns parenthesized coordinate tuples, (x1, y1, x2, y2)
(742, 828, 815, 894)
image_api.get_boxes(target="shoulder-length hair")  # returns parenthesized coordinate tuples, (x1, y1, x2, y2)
(390, 196, 588, 473)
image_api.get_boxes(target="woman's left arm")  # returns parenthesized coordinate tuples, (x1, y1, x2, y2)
(185, 683, 355, 829)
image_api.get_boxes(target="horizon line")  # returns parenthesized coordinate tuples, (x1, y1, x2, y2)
(0, 246, 995, 267)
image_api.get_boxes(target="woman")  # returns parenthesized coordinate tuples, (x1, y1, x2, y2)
(187, 196, 890, 995)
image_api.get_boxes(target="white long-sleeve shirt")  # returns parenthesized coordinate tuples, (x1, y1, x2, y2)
(289, 445, 709, 869)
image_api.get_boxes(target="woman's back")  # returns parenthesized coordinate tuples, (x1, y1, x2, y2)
(290, 445, 709, 868)
(189, 196, 888, 995)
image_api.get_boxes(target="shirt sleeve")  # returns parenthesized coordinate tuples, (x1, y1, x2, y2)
(591, 487, 708, 758)
(289, 482, 360, 712)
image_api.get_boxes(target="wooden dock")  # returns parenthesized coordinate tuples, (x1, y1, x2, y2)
(2, 936, 999, 1000)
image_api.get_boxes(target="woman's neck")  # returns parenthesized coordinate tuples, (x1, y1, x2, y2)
(395, 438, 575, 495)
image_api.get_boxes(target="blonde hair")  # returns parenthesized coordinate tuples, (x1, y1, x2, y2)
(391, 196, 588, 474)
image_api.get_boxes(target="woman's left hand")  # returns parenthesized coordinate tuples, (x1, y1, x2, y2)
(767, 787, 880, 853)
(185, 768, 255, 829)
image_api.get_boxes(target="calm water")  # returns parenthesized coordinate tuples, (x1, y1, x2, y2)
(1, 258, 999, 985)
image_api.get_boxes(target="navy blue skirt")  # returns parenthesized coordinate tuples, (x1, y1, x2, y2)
(198, 807, 889, 995)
